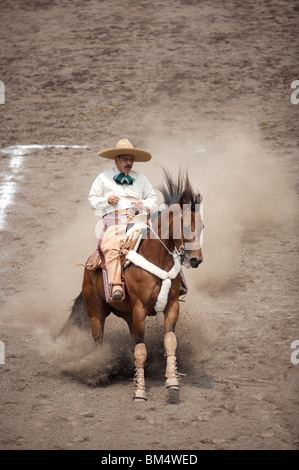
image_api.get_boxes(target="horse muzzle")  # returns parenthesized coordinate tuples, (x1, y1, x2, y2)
(183, 253, 203, 268)
(190, 256, 203, 268)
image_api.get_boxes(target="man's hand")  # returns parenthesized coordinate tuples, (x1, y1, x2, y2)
(131, 200, 145, 213)
(131, 199, 142, 205)
(108, 195, 120, 205)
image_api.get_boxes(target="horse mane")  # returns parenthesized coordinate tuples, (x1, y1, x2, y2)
(158, 167, 202, 211)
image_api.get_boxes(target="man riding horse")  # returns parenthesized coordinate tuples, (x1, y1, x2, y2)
(67, 142, 204, 400)
(88, 139, 158, 301)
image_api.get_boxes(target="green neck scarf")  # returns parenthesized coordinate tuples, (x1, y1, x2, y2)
(113, 173, 135, 185)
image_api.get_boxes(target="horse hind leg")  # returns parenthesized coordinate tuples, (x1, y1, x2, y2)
(133, 343, 147, 401)
(164, 332, 179, 390)
(82, 270, 109, 344)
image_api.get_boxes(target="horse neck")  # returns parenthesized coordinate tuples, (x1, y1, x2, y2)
(140, 210, 177, 270)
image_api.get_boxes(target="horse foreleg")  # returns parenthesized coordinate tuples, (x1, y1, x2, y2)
(134, 343, 147, 401)
(164, 332, 179, 389)
(82, 270, 108, 344)
(132, 302, 147, 401)
(164, 300, 180, 390)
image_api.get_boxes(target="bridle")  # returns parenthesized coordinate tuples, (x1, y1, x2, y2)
(128, 194, 200, 266)
(177, 211, 186, 265)
(148, 207, 186, 265)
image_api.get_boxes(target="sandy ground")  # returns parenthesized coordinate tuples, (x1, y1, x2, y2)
(0, 0, 298, 451)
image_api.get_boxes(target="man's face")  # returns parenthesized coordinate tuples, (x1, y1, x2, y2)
(115, 155, 135, 174)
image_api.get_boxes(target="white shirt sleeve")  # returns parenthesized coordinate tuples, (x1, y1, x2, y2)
(88, 175, 111, 213)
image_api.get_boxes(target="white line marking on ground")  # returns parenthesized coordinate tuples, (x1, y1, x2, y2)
(0, 144, 89, 230)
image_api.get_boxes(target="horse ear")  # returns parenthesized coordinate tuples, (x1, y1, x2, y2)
(179, 195, 187, 208)
(195, 194, 202, 204)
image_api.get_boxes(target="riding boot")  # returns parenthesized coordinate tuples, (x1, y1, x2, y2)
(110, 259, 124, 301)
(179, 268, 188, 296)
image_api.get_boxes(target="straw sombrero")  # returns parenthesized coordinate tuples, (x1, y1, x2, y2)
(98, 139, 152, 162)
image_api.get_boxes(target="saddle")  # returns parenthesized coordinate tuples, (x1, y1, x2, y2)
(84, 249, 102, 272)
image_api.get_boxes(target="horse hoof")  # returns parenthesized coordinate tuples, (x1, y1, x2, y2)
(166, 377, 179, 389)
(167, 387, 180, 404)
(133, 389, 147, 401)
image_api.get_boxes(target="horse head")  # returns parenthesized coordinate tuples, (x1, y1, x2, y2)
(179, 191, 204, 269)
(158, 168, 204, 269)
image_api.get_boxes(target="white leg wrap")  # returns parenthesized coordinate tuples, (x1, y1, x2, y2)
(164, 332, 179, 389)
(164, 331, 177, 356)
(133, 344, 147, 400)
(134, 343, 147, 368)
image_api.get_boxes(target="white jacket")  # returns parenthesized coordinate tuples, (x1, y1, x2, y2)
(88, 166, 158, 216)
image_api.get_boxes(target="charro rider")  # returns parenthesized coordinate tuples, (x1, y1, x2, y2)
(88, 139, 158, 301)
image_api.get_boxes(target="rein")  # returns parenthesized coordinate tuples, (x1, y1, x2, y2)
(148, 210, 185, 263)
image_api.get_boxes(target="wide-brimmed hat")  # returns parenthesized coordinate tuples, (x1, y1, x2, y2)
(98, 138, 152, 162)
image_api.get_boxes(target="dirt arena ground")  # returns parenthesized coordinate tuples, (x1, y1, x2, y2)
(0, 0, 298, 451)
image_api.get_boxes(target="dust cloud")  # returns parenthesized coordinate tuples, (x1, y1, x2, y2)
(136, 122, 295, 371)
(140, 123, 295, 290)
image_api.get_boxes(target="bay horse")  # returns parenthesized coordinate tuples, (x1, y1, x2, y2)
(76, 169, 203, 401)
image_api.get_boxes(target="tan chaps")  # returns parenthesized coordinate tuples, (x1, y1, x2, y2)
(100, 224, 127, 290)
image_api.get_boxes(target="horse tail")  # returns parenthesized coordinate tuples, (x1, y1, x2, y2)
(58, 292, 90, 337)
